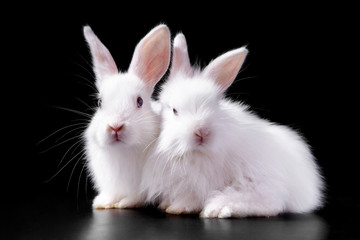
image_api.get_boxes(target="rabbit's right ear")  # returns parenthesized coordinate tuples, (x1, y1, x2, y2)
(83, 26, 118, 87)
(129, 25, 171, 91)
(169, 33, 192, 77)
(202, 47, 248, 94)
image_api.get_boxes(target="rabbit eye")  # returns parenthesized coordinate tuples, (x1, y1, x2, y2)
(173, 108, 178, 116)
(97, 98, 102, 108)
(137, 96, 143, 108)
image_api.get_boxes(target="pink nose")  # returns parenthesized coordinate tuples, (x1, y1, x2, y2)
(109, 124, 124, 133)
(195, 127, 210, 140)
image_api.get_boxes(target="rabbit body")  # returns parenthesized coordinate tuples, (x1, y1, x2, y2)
(83, 25, 170, 209)
(141, 34, 324, 218)
(85, 74, 160, 208)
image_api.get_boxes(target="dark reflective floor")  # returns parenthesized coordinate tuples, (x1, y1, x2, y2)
(3, 187, 359, 240)
(83, 210, 327, 240)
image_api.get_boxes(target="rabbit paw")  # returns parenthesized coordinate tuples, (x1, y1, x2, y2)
(158, 202, 169, 211)
(165, 205, 199, 215)
(113, 197, 143, 209)
(92, 194, 118, 209)
(200, 205, 233, 218)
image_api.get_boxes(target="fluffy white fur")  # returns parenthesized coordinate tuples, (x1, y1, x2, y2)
(141, 33, 324, 218)
(83, 25, 170, 209)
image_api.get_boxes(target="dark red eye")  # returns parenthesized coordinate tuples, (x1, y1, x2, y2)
(137, 96, 143, 108)
(173, 108, 178, 115)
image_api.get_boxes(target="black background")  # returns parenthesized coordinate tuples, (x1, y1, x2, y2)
(2, 3, 358, 239)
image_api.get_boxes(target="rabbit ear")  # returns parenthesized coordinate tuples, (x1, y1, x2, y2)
(129, 24, 171, 90)
(83, 26, 118, 87)
(170, 33, 192, 77)
(203, 47, 248, 93)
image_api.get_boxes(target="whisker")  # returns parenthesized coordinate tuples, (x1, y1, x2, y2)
(40, 135, 80, 154)
(70, 72, 97, 91)
(233, 75, 258, 84)
(85, 173, 89, 203)
(53, 106, 92, 118)
(54, 126, 86, 144)
(37, 122, 85, 145)
(67, 151, 86, 192)
(143, 136, 159, 153)
(58, 138, 84, 168)
(77, 79, 98, 92)
(71, 55, 95, 78)
(76, 52, 95, 76)
(70, 137, 85, 155)
(236, 63, 251, 76)
(134, 113, 156, 121)
(77, 164, 86, 207)
(43, 150, 84, 183)
(134, 121, 159, 126)
(76, 98, 96, 112)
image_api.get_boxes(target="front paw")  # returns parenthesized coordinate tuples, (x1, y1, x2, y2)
(200, 204, 233, 218)
(113, 197, 143, 209)
(158, 198, 171, 211)
(158, 202, 169, 211)
(165, 205, 200, 215)
(92, 194, 118, 209)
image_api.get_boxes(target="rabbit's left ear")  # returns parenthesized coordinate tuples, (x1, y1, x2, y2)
(202, 47, 248, 93)
(83, 26, 118, 87)
(129, 24, 171, 90)
(169, 33, 192, 77)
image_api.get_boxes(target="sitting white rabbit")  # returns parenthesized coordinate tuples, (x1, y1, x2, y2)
(83, 25, 170, 209)
(141, 33, 324, 218)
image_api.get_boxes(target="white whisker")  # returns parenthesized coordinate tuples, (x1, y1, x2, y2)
(53, 106, 92, 118)
(76, 98, 96, 112)
(70, 72, 97, 92)
(37, 122, 85, 145)
(76, 52, 95, 77)
(54, 126, 86, 144)
(44, 149, 84, 183)
(58, 138, 84, 168)
(143, 136, 159, 153)
(77, 164, 87, 209)
(40, 135, 80, 154)
(85, 173, 89, 203)
(232, 75, 258, 85)
(67, 151, 86, 191)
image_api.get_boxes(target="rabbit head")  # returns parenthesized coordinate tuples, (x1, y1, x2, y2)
(84, 25, 171, 150)
(157, 33, 248, 157)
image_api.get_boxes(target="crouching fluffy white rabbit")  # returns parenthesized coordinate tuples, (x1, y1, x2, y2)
(141, 33, 324, 218)
(83, 25, 170, 209)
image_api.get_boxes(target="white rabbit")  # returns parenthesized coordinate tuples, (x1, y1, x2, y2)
(141, 33, 324, 218)
(83, 25, 170, 209)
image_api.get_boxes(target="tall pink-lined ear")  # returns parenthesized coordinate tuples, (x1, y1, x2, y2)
(169, 33, 192, 77)
(83, 26, 118, 87)
(202, 47, 248, 93)
(129, 24, 171, 90)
